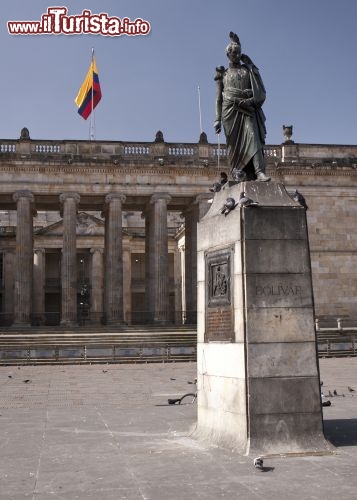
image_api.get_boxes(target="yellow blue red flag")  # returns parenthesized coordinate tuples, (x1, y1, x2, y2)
(75, 55, 102, 120)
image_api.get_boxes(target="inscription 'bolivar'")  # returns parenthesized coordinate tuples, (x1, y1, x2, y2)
(256, 285, 302, 297)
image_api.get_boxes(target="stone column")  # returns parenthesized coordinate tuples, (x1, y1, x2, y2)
(90, 248, 104, 324)
(3, 250, 15, 325)
(103, 193, 126, 325)
(144, 210, 152, 322)
(173, 246, 182, 324)
(123, 246, 131, 325)
(60, 192, 80, 326)
(33, 249, 46, 325)
(145, 193, 171, 324)
(12, 190, 35, 326)
(184, 194, 211, 324)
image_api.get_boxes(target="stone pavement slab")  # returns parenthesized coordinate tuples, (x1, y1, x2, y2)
(0, 359, 356, 499)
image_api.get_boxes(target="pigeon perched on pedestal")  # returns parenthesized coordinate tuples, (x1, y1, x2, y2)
(232, 168, 247, 183)
(289, 189, 308, 209)
(209, 172, 228, 193)
(220, 197, 237, 216)
(209, 182, 221, 193)
(238, 192, 259, 207)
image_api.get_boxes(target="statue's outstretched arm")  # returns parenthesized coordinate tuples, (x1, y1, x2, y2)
(214, 66, 225, 134)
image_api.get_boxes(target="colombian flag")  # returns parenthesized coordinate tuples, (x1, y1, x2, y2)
(75, 55, 102, 120)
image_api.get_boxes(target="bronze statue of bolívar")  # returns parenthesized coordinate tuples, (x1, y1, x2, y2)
(214, 32, 270, 182)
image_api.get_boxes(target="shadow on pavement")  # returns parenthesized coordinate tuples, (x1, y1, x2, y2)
(324, 418, 357, 447)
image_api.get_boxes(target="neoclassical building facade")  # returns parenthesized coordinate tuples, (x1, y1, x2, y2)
(0, 128, 356, 326)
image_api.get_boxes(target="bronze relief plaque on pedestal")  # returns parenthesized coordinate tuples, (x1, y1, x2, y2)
(205, 246, 234, 342)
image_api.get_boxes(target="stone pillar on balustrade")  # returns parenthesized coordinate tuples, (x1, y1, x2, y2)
(103, 194, 126, 325)
(33, 249, 46, 325)
(59, 192, 80, 327)
(90, 248, 104, 324)
(144, 193, 172, 324)
(183, 194, 212, 324)
(12, 190, 36, 326)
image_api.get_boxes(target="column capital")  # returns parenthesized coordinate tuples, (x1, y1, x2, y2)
(105, 193, 126, 205)
(34, 248, 46, 255)
(150, 193, 172, 204)
(12, 190, 34, 204)
(59, 192, 80, 206)
(90, 247, 104, 255)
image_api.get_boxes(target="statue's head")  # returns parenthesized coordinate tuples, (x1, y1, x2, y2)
(226, 32, 241, 64)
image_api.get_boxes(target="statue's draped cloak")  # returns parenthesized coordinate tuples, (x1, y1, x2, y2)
(221, 64, 266, 171)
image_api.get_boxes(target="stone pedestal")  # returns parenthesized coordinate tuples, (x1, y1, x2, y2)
(195, 181, 330, 456)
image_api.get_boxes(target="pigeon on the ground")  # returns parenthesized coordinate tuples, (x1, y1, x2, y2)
(254, 457, 264, 470)
(168, 393, 196, 405)
(322, 400, 332, 407)
(238, 192, 259, 208)
(328, 390, 333, 397)
(220, 197, 237, 216)
(333, 389, 338, 396)
(348, 386, 355, 392)
(290, 189, 308, 209)
(23, 379, 31, 383)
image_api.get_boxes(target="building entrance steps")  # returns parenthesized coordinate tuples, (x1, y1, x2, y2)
(0, 325, 197, 365)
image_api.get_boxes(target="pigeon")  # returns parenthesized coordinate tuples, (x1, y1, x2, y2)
(232, 168, 247, 183)
(238, 192, 259, 208)
(23, 379, 31, 383)
(8, 375, 12, 379)
(220, 197, 237, 216)
(348, 386, 355, 392)
(290, 189, 308, 209)
(333, 389, 338, 396)
(209, 182, 222, 193)
(209, 172, 228, 193)
(219, 172, 228, 185)
(322, 400, 332, 407)
(168, 393, 196, 405)
(254, 457, 264, 470)
(328, 390, 333, 398)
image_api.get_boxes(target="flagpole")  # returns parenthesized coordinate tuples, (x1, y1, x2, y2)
(197, 85, 203, 135)
(90, 47, 95, 141)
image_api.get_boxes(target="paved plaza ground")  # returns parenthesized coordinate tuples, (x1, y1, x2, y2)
(0, 358, 356, 499)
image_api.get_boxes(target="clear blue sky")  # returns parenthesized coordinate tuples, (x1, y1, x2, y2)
(2, 0, 357, 145)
